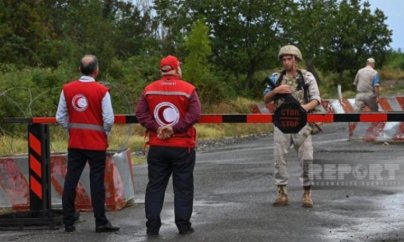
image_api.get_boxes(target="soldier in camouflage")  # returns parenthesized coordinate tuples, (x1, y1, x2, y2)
(263, 45, 321, 208)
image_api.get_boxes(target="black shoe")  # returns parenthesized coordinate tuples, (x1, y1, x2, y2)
(146, 229, 159, 236)
(74, 212, 80, 221)
(65, 225, 76, 232)
(95, 222, 120, 233)
(179, 227, 194, 235)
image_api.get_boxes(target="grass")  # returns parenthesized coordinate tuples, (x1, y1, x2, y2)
(0, 134, 27, 156)
(380, 68, 404, 81)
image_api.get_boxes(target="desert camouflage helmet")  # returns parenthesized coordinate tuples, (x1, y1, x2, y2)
(278, 45, 303, 61)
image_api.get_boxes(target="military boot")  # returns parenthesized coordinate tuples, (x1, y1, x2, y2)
(272, 185, 288, 207)
(302, 186, 313, 208)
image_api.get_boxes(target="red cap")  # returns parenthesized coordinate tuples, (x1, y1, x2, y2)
(160, 55, 180, 72)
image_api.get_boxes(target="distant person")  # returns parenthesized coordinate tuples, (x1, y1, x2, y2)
(263, 45, 321, 208)
(56, 55, 120, 233)
(353, 58, 380, 112)
(136, 55, 201, 236)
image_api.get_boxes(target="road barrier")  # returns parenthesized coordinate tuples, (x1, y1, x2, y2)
(0, 150, 134, 214)
(9, 112, 404, 125)
(315, 97, 404, 142)
(2, 102, 404, 228)
(0, 123, 134, 229)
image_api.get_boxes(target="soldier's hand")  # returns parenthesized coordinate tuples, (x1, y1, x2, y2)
(275, 84, 292, 94)
(301, 104, 311, 112)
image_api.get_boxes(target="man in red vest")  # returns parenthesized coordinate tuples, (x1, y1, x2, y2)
(136, 55, 201, 236)
(56, 55, 119, 233)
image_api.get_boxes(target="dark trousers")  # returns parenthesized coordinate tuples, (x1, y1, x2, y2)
(62, 148, 108, 226)
(145, 146, 195, 231)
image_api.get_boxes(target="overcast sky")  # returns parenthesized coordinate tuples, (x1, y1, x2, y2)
(366, 0, 403, 50)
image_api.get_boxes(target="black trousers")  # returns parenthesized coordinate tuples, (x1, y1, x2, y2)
(145, 146, 195, 231)
(62, 148, 108, 226)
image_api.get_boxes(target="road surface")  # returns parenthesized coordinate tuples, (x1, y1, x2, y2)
(1, 123, 404, 241)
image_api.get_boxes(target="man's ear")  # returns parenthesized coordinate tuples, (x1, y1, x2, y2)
(93, 67, 100, 77)
(177, 66, 182, 78)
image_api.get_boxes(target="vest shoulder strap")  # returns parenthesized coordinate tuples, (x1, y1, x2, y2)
(274, 70, 309, 103)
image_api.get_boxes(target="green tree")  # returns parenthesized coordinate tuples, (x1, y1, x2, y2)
(183, 18, 212, 86)
(45, 0, 159, 71)
(182, 18, 228, 103)
(323, 0, 392, 78)
(281, 0, 391, 90)
(189, 0, 292, 91)
(153, 0, 189, 55)
(0, 0, 396, 110)
(284, 0, 338, 83)
(0, 0, 51, 66)
(103, 0, 156, 58)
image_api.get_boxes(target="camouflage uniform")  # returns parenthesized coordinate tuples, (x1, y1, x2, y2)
(264, 70, 321, 187)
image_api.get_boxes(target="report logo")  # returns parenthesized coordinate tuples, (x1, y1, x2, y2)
(310, 162, 403, 188)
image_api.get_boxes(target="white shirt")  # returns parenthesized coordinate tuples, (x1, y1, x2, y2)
(55, 76, 114, 133)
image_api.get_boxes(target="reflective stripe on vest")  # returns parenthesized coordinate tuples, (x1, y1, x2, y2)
(144, 90, 191, 98)
(69, 123, 104, 132)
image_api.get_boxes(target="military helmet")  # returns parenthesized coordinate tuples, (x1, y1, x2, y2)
(278, 45, 303, 61)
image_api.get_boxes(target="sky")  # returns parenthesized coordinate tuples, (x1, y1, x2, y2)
(366, 0, 403, 50)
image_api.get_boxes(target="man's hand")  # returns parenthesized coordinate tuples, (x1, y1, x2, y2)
(301, 100, 320, 112)
(301, 103, 311, 112)
(275, 84, 292, 94)
(157, 125, 174, 140)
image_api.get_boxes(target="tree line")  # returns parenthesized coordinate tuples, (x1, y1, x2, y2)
(0, 0, 393, 119)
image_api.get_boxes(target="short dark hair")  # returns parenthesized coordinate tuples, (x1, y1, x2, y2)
(80, 55, 98, 75)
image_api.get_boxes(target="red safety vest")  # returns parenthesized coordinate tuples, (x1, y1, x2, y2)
(63, 80, 109, 150)
(144, 76, 197, 148)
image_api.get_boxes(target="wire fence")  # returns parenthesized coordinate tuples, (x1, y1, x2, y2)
(0, 83, 138, 156)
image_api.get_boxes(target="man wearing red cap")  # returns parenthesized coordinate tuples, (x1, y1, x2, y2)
(136, 55, 201, 236)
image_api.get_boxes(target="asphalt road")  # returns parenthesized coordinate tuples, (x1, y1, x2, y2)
(1, 123, 404, 242)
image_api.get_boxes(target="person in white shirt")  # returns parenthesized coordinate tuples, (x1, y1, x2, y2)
(353, 58, 380, 112)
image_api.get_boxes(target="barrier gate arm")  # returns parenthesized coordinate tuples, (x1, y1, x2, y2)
(4, 113, 404, 125)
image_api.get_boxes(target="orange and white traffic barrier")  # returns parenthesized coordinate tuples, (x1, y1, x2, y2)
(0, 156, 29, 215)
(338, 97, 404, 142)
(0, 149, 135, 213)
